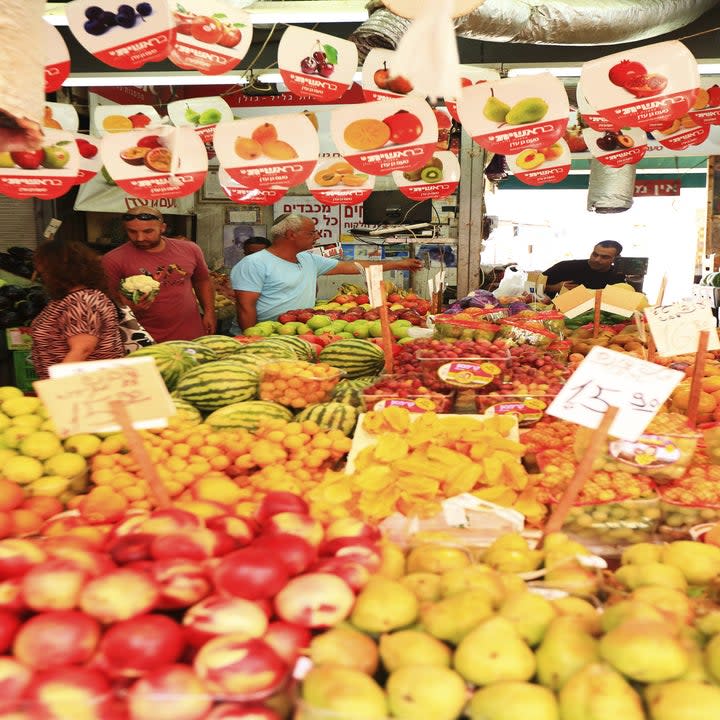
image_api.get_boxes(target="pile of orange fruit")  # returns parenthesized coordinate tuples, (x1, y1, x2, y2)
(259, 360, 343, 409)
(0, 478, 63, 538)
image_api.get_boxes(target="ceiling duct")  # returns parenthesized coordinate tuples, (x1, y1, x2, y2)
(587, 159, 636, 213)
(352, 0, 720, 57)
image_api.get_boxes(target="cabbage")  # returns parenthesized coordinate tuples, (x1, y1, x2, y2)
(507, 302, 530, 315)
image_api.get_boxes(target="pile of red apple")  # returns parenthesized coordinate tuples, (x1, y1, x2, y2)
(0, 492, 386, 720)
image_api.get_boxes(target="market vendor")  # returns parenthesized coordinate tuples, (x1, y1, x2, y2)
(231, 213, 423, 331)
(542, 241, 625, 297)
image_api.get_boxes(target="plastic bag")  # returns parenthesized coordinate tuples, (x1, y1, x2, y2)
(493, 265, 527, 299)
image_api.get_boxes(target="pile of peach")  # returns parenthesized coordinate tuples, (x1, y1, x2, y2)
(259, 360, 342, 409)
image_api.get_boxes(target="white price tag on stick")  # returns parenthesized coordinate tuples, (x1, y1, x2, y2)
(644, 298, 720, 357)
(356, 263, 384, 308)
(547, 347, 684, 441)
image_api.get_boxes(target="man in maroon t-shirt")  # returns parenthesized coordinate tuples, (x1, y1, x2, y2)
(102, 206, 215, 343)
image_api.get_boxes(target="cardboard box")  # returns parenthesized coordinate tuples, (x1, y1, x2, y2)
(5, 327, 32, 351)
(526, 271, 547, 298)
(12, 350, 37, 394)
(552, 285, 646, 318)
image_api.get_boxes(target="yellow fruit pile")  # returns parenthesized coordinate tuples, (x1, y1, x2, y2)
(259, 360, 342, 408)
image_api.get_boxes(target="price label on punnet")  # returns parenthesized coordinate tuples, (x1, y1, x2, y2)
(505, 139, 570, 187)
(307, 158, 375, 206)
(213, 113, 319, 190)
(392, 149, 460, 199)
(167, 96, 233, 156)
(278, 26, 358, 102)
(361, 48, 424, 102)
(576, 79, 618, 132)
(445, 66, 501, 123)
(582, 126, 647, 168)
(218, 168, 288, 205)
(72, 134, 102, 185)
(651, 117, 710, 151)
(100, 127, 208, 199)
(66, 0, 174, 70)
(644, 298, 720, 358)
(580, 40, 699, 132)
(0, 129, 80, 200)
(456, 73, 569, 155)
(168, 0, 252, 74)
(547, 347, 684, 442)
(688, 82, 720, 126)
(330, 97, 438, 176)
(44, 21, 70, 93)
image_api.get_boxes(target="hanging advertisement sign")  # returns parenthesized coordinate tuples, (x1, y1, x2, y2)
(391, 150, 460, 199)
(688, 82, 720, 126)
(651, 118, 711, 151)
(361, 48, 422, 102)
(506, 138, 571, 186)
(576, 79, 618, 132)
(44, 21, 71, 93)
(217, 168, 287, 205)
(583, 126, 648, 167)
(307, 158, 375, 206)
(445, 66, 501, 123)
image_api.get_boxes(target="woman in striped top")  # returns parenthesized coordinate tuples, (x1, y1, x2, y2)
(31, 240, 124, 379)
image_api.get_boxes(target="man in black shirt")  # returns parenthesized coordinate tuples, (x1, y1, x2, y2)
(543, 241, 625, 297)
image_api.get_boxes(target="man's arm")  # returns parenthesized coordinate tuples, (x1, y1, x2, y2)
(192, 276, 216, 334)
(327, 258, 423, 275)
(235, 290, 260, 331)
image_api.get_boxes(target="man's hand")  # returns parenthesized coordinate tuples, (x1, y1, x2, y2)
(388, 258, 423, 272)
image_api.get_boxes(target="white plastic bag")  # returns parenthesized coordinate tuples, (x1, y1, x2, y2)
(493, 265, 527, 298)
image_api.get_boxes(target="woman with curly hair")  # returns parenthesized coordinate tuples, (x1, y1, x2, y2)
(30, 239, 124, 379)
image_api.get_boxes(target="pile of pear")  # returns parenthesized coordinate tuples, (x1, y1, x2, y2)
(297, 532, 720, 720)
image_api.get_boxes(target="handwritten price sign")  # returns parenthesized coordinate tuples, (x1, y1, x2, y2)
(644, 298, 720, 357)
(547, 347, 684, 441)
(33, 357, 175, 438)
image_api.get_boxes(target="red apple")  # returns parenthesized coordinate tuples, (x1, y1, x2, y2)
(139, 508, 203, 536)
(109, 533, 155, 565)
(13, 610, 100, 669)
(21, 559, 88, 611)
(106, 511, 151, 541)
(255, 493, 309, 524)
(251, 534, 317, 576)
(194, 635, 288, 701)
(323, 518, 381, 546)
(0, 657, 31, 713)
(183, 595, 268, 649)
(0, 579, 24, 612)
(310, 558, 371, 593)
(10, 150, 43, 170)
(273, 573, 354, 628)
(0, 539, 46, 579)
(151, 529, 218, 562)
(190, 16, 223, 44)
(206, 705, 281, 720)
(261, 513, 323, 548)
(151, 559, 211, 610)
(25, 667, 112, 720)
(206, 516, 255, 548)
(262, 621, 311, 666)
(128, 665, 212, 720)
(212, 548, 289, 601)
(79, 569, 159, 623)
(173, 11, 199, 35)
(387, 75, 413, 94)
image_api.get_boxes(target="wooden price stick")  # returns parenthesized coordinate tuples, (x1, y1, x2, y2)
(592, 289, 603, 338)
(656, 274, 667, 306)
(378, 281, 395, 374)
(541, 405, 619, 542)
(647, 332, 657, 363)
(686, 329, 710, 429)
(110, 400, 170, 508)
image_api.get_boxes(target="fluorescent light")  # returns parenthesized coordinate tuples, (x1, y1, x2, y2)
(507, 66, 583, 78)
(63, 72, 248, 87)
(257, 71, 363, 83)
(699, 64, 720, 74)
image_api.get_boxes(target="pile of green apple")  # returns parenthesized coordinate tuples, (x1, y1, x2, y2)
(297, 531, 720, 719)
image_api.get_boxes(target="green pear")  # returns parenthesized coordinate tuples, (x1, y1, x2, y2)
(505, 97, 549, 125)
(543, 533, 592, 569)
(631, 586, 693, 627)
(676, 627, 711, 683)
(389, 320, 410, 339)
(482, 532, 543, 573)
(599, 620, 689, 683)
(301, 666, 388, 719)
(601, 600, 665, 633)
(309, 627, 379, 675)
(499, 590, 557, 646)
(400, 572, 442, 602)
(350, 576, 418, 634)
(661, 540, 720, 585)
(469, 681, 559, 720)
(453, 616, 535, 685)
(621, 542, 662, 565)
(330, 319, 348, 333)
(551, 596, 601, 635)
(386, 665, 467, 720)
(499, 571, 526, 596)
(379, 629, 451, 671)
(438, 564, 506, 607)
(558, 663, 645, 720)
(645, 680, 720, 720)
(482, 94, 511, 123)
(406, 544, 471, 574)
(421, 588, 494, 644)
(368, 320, 383, 338)
(543, 562, 599, 598)
(614, 562, 687, 592)
(536, 616, 599, 690)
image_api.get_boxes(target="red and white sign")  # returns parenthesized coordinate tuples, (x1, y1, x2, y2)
(651, 120, 710, 151)
(213, 113, 319, 190)
(392, 149, 460, 199)
(218, 168, 287, 205)
(580, 41, 699, 132)
(93, 105, 163, 137)
(44, 21, 70, 93)
(583, 126, 647, 167)
(278, 26, 357, 102)
(167, 96, 233, 156)
(361, 48, 423, 102)
(168, 0, 252, 74)
(331, 97, 438, 176)
(688, 82, 720, 126)
(307, 158, 374, 206)
(72, 134, 102, 185)
(634, 179, 681, 197)
(445, 66, 500, 123)
(576, 79, 618, 132)
(0, 129, 80, 200)
(456, 73, 569, 155)
(66, 0, 174, 70)
(100, 127, 208, 199)
(506, 138, 571, 186)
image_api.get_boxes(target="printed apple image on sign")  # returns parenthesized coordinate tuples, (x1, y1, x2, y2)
(308, 158, 375, 206)
(445, 66, 500, 123)
(392, 150, 459, 200)
(580, 40, 699, 132)
(331, 97, 437, 176)
(44, 21, 70, 93)
(506, 139, 571, 187)
(66, 0, 175, 70)
(278, 26, 357, 102)
(361, 48, 420, 101)
(456, 73, 569, 155)
(213, 113, 319, 190)
(651, 114, 710, 151)
(582, 126, 647, 168)
(0, 129, 80, 200)
(218, 168, 287, 205)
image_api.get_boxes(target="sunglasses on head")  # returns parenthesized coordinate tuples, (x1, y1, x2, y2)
(122, 213, 161, 221)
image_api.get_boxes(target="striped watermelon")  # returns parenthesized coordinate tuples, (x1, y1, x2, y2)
(205, 400, 293, 432)
(319, 339, 385, 378)
(161, 340, 218, 364)
(232, 341, 297, 361)
(168, 398, 203, 427)
(295, 402, 358, 436)
(126, 345, 199, 391)
(193, 335, 246, 358)
(175, 360, 259, 411)
(264, 336, 317, 362)
(332, 376, 379, 407)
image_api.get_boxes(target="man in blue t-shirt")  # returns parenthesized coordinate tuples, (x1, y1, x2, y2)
(231, 213, 422, 331)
